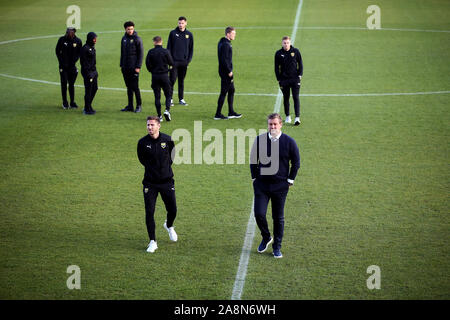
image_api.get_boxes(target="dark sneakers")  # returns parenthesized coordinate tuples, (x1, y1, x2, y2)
(83, 109, 95, 115)
(69, 102, 79, 109)
(257, 237, 273, 253)
(121, 106, 134, 112)
(214, 113, 228, 120)
(273, 249, 283, 259)
(228, 112, 242, 119)
(134, 105, 142, 113)
(62, 102, 69, 109)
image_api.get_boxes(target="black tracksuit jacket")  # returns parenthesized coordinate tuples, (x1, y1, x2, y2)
(145, 45, 174, 75)
(274, 46, 303, 81)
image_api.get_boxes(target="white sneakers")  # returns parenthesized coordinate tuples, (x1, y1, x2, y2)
(164, 221, 178, 242)
(285, 115, 301, 125)
(146, 240, 158, 253)
(146, 221, 178, 253)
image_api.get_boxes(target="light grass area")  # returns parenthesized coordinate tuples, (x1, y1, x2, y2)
(0, 0, 448, 299)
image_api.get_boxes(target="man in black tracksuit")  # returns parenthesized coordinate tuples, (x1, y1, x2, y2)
(120, 21, 144, 113)
(55, 27, 82, 109)
(167, 16, 193, 106)
(80, 32, 98, 115)
(275, 36, 303, 126)
(146, 36, 174, 122)
(250, 113, 300, 258)
(215, 26, 242, 120)
(137, 116, 178, 253)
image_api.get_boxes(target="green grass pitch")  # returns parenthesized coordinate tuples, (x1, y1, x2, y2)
(0, 0, 449, 299)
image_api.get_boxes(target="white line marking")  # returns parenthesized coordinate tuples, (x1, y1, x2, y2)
(0, 72, 448, 97)
(0, 26, 448, 45)
(231, 0, 304, 301)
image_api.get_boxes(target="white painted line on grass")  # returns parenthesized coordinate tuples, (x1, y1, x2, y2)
(1, 72, 448, 98)
(230, 0, 304, 301)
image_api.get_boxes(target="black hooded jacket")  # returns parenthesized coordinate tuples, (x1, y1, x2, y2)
(120, 31, 144, 69)
(80, 32, 97, 78)
(55, 31, 82, 69)
(217, 37, 232, 77)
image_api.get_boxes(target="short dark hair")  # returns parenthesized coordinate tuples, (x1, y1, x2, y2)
(124, 21, 135, 29)
(147, 116, 160, 123)
(225, 26, 235, 35)
(178, 16, 187, 21)
(282, 36, 290, 41)
(153, 36, 162, 43)
(267, 113, 282, 123)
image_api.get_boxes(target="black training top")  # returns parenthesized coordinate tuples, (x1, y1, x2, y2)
(137, 133, 175, 185)
(167, 27, 194, 63)
(55, 34, 82, 69)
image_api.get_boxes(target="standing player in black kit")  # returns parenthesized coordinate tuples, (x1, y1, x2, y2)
(80, 32, 98, 115)
(137, 116, 178, 253)
(275, 36, 303, 126)
(146, 36, 174, 122)
(120, 21, 144, 113)
(55, 27, 82, 110)
(167, 16, 193, 107)
(214, 26, 242, 120)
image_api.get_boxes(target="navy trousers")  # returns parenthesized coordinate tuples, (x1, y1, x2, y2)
(253, 179, 289, 250)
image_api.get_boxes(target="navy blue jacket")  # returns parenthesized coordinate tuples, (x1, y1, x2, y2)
(250, 133, 300, 183)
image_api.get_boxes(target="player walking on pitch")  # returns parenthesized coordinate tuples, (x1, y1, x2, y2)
(137, 116, 178, 253)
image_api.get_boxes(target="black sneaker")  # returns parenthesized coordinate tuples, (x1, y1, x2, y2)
(121, 106, 134, 112)
(69, 102, 79, 109)
(179, 99, 188, 106)
(163, 110, 171, 121)
(257, 237, 273, 253)
(83, 109, 95, 115)
(294, 117, 301, 126)
(228, 112, 242, 119)
(135, 105, 142, 113)
(214, 114, 228, 120)
(62, 102, 69, 109)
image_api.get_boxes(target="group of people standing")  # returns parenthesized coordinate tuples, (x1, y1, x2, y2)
(56, 17, 303, 258)
(55, 17, 303, 123)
